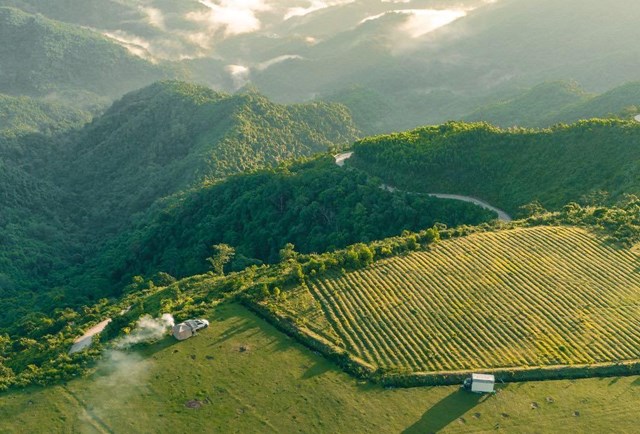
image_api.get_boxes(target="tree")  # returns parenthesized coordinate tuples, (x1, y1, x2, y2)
(519, 200, 547, 217)
(206, 244, 235, 276)
(279, 243, 298, 262)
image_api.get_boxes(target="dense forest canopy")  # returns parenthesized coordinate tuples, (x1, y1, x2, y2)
(465, 81, 640, 128)
(351, 120, 640, 214)
(0, 81, 362, 328)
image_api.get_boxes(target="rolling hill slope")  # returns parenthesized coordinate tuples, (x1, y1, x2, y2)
(0, 7, 170, 102)
(350, 120, 640, 215)
(90, 156, 495, 293)
(0, 81, 363, 327)
(3, 303, 640, 434)
(289, 226, 640, 373)
(464, 81, 640, 128)
(0, 93, 91, 135)
(54, 81, 361, 237)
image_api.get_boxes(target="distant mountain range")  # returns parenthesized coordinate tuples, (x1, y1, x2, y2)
(464, 81, 640, 128)
(4, 0, 640, 131)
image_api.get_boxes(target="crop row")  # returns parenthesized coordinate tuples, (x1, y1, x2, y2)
(308, 227, 640, 372)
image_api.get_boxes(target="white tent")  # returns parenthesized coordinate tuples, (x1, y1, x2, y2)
(172, 322, 195, 340)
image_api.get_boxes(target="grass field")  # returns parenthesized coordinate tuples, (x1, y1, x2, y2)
(299, 226, 640, 372)
(2, 303, 640, 433)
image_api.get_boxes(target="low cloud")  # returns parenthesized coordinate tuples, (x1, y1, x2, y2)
(257, 54, 304, 70)
(103, 31, 156, 61)
(361, 9, 467, 38)
(284, 0, 355, 20)
(226, 64, 251, 89)
(187, 0, 270, 37)
(139, 6, 166, 30)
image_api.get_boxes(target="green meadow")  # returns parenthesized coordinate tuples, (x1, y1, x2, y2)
(2, 303, 639, 433)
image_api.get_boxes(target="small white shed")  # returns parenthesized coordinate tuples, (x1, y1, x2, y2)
(463, 373, 495, 393)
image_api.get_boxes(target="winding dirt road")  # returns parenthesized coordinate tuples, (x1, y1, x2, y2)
(69, 318, 112, 354)
(334, 152, 512, 222)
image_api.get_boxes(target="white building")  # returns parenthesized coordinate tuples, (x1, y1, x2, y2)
(463, 373, 495, 393)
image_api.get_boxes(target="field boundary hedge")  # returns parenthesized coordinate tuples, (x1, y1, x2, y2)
(240, 299, 376, 379)
(243, 297, 640, 387)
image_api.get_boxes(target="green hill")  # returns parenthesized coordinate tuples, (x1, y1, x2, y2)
(464, 81, 640, 128)
(0, 93, 91, 135)
(463, 82, 592, 128)
(54, 81, 361, 237)
(349, 120, 640, 215)
(90, 156, 495, 294)
(0, 81, 364, 327)
(553, 81, 640, 124)
(0, 7, 170, 101)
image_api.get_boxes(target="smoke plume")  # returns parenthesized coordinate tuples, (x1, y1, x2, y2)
(113, 313, 175, 349)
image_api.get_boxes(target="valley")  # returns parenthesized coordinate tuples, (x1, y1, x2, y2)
(3, 1, 640, 432)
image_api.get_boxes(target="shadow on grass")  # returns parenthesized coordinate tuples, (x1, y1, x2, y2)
(102, 336, 182, 363)
(301, 361, 332, 380)
(631, 378, 640, 386)
(208, 320, 253, 346)
(402, 389, 483, 434)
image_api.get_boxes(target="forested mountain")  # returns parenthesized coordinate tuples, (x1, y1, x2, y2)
(52, 81, 360, 238)
(0, 94, 92, 135)
(552, 82, 640, 125)
(463, 82, 592, 128)
(0, 131, 82, 319)
(0, 81, 363, 326)
(0, 7, 170, 104)
(86, 156, 495, 296)
(465, 81, 640, 128)
(350, 120, 640, 215)
(251, 0, 640, 130)
(6, 1, 640, 133)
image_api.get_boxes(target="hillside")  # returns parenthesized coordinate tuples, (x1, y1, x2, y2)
(4, 1, 640, 131)
(0, 93, 91, 135)
(0, 81, 365, 327)
(53, 81, 361, 238)
(89, 156, 495, 294)
(553, 81, 640, 124)
(250, 0, 640, 129)
(283, 226, 640, 372)
(464, 81, 640, 128)
(0, 7, 170, 102)
(350, 120, 640, 215)
(463, 82, 592, 128)
(2, 303, 640, 433)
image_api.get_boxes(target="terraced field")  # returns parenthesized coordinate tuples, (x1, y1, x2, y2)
(305, 226, 640, 372)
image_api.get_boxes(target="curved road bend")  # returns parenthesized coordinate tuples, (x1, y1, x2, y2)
(334, 152, 512, 222)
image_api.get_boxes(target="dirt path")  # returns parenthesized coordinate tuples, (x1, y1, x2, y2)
(427, 193, 512, 221)
(337, 152, 512, 221)
(61, 386, 114, 434)
(334, 151, 353, 167)
(69, 318, 112, 354)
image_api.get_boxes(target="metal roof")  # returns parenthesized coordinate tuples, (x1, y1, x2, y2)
(471, 373, 495, 382)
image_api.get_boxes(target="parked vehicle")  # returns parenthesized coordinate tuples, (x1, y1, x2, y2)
(172, 319, 209, 340)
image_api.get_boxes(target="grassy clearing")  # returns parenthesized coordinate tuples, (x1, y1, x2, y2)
(301, 226, 640, 372)
(1, 303, 640, 433)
